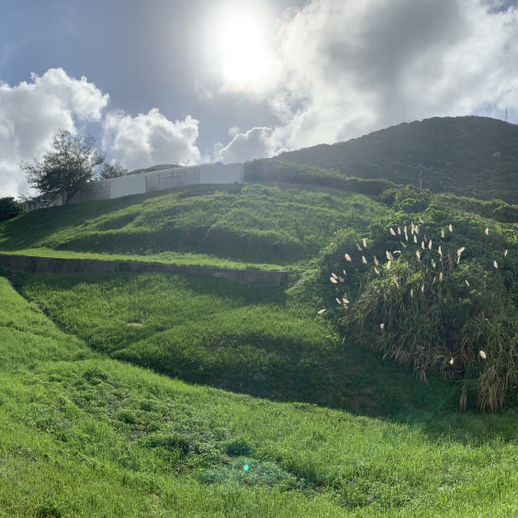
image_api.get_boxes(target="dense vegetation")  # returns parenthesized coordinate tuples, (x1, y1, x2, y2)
(318, 192, 518, 411)
(276, 116, 518, 203)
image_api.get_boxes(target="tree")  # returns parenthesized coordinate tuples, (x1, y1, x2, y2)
(22, 130, 104, 206)
(99, 161, 128, 180)
(0, 197, 23, 221)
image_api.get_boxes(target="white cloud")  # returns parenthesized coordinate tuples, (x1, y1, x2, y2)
(102, 108, 201, 170)
(0, 68, 109, 197)
(215, 126, 283, 163)
(218, 0, 518, 156)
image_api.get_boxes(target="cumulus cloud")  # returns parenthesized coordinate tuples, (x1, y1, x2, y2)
(218, 0, 518, 158)
(215, 126, 283, 163)
(0, 68, 109, 196)
(102, 109, 201, 170)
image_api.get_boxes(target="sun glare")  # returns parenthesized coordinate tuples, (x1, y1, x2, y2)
(219, 13, 273, 90)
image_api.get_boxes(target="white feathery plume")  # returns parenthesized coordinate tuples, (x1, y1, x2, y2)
(438, 246, 443, 257)
(465, 280, 470, 287)
(356, 243, 363, 251)
(318, 308, 327, 315)
(373, 256, 379, 266)
(362, 256, 368, 264)
(431, 259, 436, 269)
(485, 227, 490, 236)
(448, 224, 453, 232)
(362, 237, 368, 248)
(389, 227, 396, 236)
(479, 350, 487, 360)
(400, 241, 407, 248)
(330, 277, 338, 284)
(380, 323, 385, 330)
(441, 228, 445, 239)
(449, 358, 454, 366)
(331, 272, 338, 279)
(413, 235, 418, 244)
(439, 272, 444, 282)
(504, 249, 508, 257)
(415, 250, 421, 261)
(397, 227, 401, 235)
(428, 240, 433, 250)
(493, 260, 499, 269)
(345, 253, 352, 262)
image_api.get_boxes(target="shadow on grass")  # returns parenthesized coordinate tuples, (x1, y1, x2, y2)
(12, 271, 518, 447)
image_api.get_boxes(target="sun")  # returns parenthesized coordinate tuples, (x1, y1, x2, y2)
(219, 13, 273, 90)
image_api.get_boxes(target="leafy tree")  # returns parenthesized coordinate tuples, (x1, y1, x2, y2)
(0, 197, 23, 221)
(22, 130, 104, 206)
(99, 161, 128, 180)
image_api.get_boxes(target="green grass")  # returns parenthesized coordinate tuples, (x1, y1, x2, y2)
(0, 184, 392, 265)
(15, 271, 452, 414)
(2, 273, 518, 516)
(2, 176, 518, 515)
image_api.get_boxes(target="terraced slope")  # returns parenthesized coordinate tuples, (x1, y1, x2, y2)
(0, 184, 390, 265)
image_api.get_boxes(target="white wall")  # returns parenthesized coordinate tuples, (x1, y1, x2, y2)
(110, 174, 146, 199)
(198, 163, 243, 184)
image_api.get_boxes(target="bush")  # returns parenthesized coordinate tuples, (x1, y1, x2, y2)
(381, 185, 431, 212)
(0, 197, 23, 222)
(328, 220, 518, 411)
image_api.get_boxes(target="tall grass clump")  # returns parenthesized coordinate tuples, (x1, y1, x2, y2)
(325, 221, 518, 412)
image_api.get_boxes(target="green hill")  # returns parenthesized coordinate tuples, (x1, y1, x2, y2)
(1, 162, 518, 515)
(274, 116, 518, 203)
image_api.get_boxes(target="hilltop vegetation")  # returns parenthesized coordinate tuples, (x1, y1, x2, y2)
(275, 116, 518, 203)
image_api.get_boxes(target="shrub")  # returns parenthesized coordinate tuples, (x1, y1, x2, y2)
(381, 185, 431, 212)
(328, 220, 518, 411)
(0, 197, 23, 222)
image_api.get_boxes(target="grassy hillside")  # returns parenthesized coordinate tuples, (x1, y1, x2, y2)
(1, 168, 518, 514)
(14, 271, 454, 415)
(3, 272, 518, 516)
(0, 184, 389, 265)
(275, 116, 518, 203)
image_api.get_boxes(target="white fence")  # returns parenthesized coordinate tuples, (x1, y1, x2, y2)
(69, 162, 244, 205)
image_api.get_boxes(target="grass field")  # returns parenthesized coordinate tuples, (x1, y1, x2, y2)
(14, 271, 453, 415)
(2, 276, 518, 517)
(1, 177, 518, 516)
(0, 184, 391, 265)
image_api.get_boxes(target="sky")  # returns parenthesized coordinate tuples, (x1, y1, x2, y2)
(0, 0, 517, 197)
